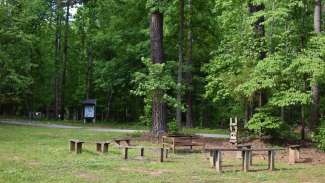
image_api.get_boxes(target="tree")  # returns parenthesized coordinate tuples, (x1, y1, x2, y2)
(149, 2, 166, 135)
(310, 0, 321, 129)
(185, 0, 193, 128)
(54, 0, 63, 119)
(176, 0, 185, 128)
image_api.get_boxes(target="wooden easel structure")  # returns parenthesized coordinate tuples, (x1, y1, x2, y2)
(229, 117, 238, 144)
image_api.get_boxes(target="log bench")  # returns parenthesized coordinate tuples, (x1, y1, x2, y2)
(288, 145, 301, 164)
(122, 146, 168, 162)
(162, 135, 205, 153)
(69, 139, 85, 154)
(206, 148, 285, 173)
(96, 141, 110, 153)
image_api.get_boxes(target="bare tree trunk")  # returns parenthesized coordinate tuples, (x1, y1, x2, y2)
(150, 11, 166, 136)
(185, 0, 193, 128)
(176, 0, 185, 128)
(106, 88, 113, 120)
(310, 0, 321, 129)
(60, 0, 70, 120)
(54, 0, 62, 119)
(85, 1, 96, 99)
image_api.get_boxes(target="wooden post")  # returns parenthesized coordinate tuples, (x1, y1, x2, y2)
(165, 149, 168, 159)
(243, 150, 250, 172)
(96, 143, 101, 152)
(288, 147, 295, 164)
(215, 151, 222, 173)
(70, 141, 75, 152)
(76, 142, 82, 154)
(210, 150, 216, 168)
(268, 150, 275, 171)
(124, 147, 128, 160)
(103, 143, 109, 153)
(172, 138, 176, 153)
(140, 147, 144, 157)
(241, 150, 245, 170)
(160, 148, 164, 162)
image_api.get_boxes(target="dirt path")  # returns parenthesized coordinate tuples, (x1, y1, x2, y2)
(0, 119, 229, 138)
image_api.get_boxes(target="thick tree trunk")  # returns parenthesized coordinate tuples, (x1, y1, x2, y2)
(310, 0, 321, 129)
(150, 11, 166, 136)
(60, 0, 70, 120)
(185, 0, 193, 128)
(176, 0, 185, 128)
(54, 0, 62, 119)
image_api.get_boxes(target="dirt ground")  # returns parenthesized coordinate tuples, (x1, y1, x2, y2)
(137, 133, 325, 165)
(204, 138, 325, 165)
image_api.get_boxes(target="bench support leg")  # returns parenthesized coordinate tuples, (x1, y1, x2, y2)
(165, 149, 168, 159)
(268, 150, 275, 171)
(96, 144, 102, 152)
(70, 141, 76, 152)
(210, 150, 216, 168)
(215, 151, 222, 173)
(124, 147, 128, 160)
(103, 144, 108, 153)
(243, 151, 250, 172)
(76, 143, 82, 154)
(140, 148, 144, 157)
(160, 148, 164, 163)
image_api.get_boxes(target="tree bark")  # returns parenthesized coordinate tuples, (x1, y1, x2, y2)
(54, 0, 62, 119)
(176, 0, 185, 128)
(150, 11, 166, 136)
(310, 0, 321, 129)
(185, 0, 193, 128)
(60, 0, 70, 120)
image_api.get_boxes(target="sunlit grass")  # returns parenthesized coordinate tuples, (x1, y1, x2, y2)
(0, 124, 325, 183)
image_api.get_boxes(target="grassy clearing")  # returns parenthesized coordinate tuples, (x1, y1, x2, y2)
(0, 124, 325, 183)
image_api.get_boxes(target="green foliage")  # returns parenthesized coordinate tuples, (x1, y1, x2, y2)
(167, 119, 179, 134)
(312, 119, 325, 152)
(245, 112, 282, 136)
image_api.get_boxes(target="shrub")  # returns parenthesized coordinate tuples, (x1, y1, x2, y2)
(245, 112, 282, 137)
(312, 118, 325, 151)
(168, 119, 179, 135)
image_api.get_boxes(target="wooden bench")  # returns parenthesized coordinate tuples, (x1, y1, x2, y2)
(162, 135, 204, 153)
(69, 139, 85, 154)
(122, 146, 168, 162)
(113, 139, 131, 146)
(96, 141, 110, 153)
(206, 148, 285, 173)
(288, 145, 301, 164)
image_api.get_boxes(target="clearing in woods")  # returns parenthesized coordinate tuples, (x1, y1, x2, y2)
(1, 124, 325, 183)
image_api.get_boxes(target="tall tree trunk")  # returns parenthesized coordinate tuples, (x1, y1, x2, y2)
(60, 0, 70, 120)
(54, 0, 62, 119)
(310, 0, 321, 129)
(176, 0, 185, 128)
(185, 0, 193, 128)
(85, 1, 96, 99)
(150, 11, 166, 136)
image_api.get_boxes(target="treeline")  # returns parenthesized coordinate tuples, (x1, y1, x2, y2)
(0, 0, 324, 136)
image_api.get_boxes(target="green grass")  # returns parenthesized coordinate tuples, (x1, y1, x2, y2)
(1, 124, 325, 183)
